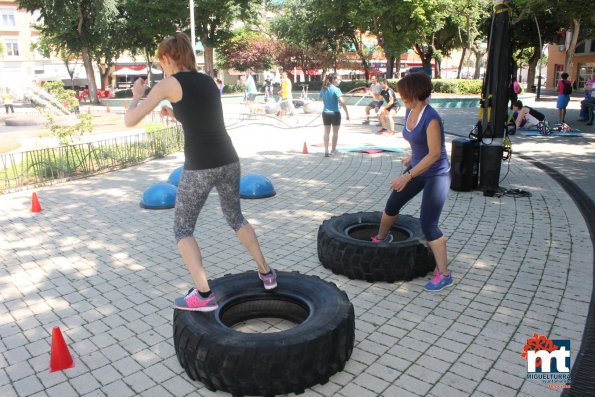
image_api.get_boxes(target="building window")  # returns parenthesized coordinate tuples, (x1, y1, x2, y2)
(5, 39, 19, 56)
(0, 10, 16, 26)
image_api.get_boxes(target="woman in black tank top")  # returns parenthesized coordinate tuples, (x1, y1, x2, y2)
(125, 33, 277, 312)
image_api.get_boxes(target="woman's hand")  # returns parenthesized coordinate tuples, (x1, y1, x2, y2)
(390, 175, 410, 192)
(131, 77, 147, 99)
(402, 155, 412, 167)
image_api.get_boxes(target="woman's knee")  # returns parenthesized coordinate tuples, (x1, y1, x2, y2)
(226, 214, 248, 232)
(174, 227, 194, 243)
(422, 224, 443, 241)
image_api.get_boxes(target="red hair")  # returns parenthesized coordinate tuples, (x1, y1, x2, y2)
(157, 33, 196, 71)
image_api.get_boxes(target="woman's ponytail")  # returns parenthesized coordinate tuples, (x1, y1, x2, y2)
(157, 33, 197, 72)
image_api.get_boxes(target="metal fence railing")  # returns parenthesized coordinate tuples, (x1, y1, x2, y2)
(0, 125, 183, 193)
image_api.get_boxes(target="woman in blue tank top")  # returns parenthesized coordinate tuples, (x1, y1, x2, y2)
(371, 72, 453, 292)
(125, 33, 277, 312)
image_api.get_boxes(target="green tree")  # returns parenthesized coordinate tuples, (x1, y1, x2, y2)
(270, 0, 335, 78)
(31, 34, 82, 87)
(191, 0, 261, 76)
(363, 0, 419, 78)
(450, 0, 490, 79)
(408, 0, 453, 71)
(512, 0, 595, 84)
(17, 0, 120, 104)
(119, 0, 186, 71)
(41, 81, 93, 146)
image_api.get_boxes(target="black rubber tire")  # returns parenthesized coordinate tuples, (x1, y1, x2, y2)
(317, 212, 436, 282)
(173, 271, 355, 397)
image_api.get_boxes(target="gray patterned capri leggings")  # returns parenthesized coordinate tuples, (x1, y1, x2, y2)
(174, 161, 248, 242)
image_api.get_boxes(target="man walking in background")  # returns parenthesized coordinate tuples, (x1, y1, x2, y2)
(278, 71, 295, 120)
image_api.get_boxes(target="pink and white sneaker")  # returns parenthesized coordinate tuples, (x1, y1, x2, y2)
(258, 269, 278, 290)
(174, 289, 218, 312)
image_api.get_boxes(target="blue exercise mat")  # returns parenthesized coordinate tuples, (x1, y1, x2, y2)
(517, 125, 581, 132)
(519, 131, 584, 137)
(337, 146, 404, 153)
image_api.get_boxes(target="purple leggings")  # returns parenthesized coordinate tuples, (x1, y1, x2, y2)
(384, 172, 451, 242)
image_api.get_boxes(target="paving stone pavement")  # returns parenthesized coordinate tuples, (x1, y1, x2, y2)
(0, 100, 593, 397)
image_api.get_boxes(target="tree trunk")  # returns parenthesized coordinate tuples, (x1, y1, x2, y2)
(386, 56, 394, 79)
(98, 64, 109, 90)
(472, 45, 484, 79)
(564, 19, 580, 81)
(203, 45, 214, 76)
(82, 48, 99, 104)
(526, 49, 539, 92)
(413, 44, 433, 69)
(457, 47, 467, 79)
(434, 57, 441, 79)
(395, 56, 401, 78)
(63, 60, 75, 88)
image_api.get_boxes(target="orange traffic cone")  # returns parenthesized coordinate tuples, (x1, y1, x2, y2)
(49, 326, 74, 372)
(106, 103, 110, 113)
(31, 192, 42, 213)
(124, 100, 128, 110)
(302, 141, 309, 154)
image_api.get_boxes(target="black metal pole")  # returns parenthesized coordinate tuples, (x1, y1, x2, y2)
(478, 0, 513, 193)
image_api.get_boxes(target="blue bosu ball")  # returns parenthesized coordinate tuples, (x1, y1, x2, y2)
(140, 182, 177, 209)
(240, 174, 276, 199)
(167, 166, 184, 187)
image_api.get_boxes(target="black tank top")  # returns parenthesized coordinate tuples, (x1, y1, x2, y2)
(171, 72, 238, 170)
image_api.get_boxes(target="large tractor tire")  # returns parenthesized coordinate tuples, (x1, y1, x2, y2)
(173, 271, 355, 397)
(317, 212, 436, 282)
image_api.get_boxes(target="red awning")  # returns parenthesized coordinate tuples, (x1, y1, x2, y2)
(115, 64, 146, 71)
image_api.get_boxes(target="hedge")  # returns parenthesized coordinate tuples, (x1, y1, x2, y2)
(116, 77, 483, 98)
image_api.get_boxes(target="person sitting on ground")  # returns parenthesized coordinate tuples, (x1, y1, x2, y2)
(585, 96, 595, 126)
(362, 75, 383, 125)
(512, 100, 546, 129)
(377, 78, 398, 135)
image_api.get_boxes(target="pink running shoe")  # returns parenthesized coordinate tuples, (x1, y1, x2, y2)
(258, 269, 278, 290)
(371, 234, 393, 243)
(174, 289, 218, 312)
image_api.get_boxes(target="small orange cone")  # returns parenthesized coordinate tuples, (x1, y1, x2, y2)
(302, 141, 309, 154)
(49, 326, 74, 372)
(124, 100, 128, 110)
(106, 103, 110, 113)
(31, 192, 42, 213)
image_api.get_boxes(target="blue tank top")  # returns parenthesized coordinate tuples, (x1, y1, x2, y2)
(403, 105, 450, 176)
(319, 85, 342, 112)
(171, 72, 238, 170)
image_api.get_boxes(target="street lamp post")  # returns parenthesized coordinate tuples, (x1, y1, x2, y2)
(190, 0, 196, 55)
